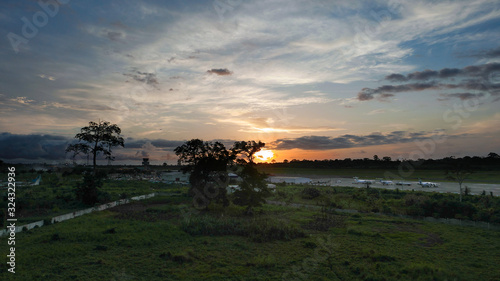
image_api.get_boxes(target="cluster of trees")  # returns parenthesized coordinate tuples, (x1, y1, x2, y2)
(64, 121, 271, 211)
(268, 153, 500, 170)
(174, 139, 271, 214)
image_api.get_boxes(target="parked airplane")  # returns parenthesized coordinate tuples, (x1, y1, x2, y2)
(379, 179, 394, 185)
(418, 178, 439, 187)
(395, 181, 412, 186)
(353, 177, 375, 184)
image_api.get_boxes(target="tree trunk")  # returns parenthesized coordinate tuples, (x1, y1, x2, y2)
(459, 182, 462, 202)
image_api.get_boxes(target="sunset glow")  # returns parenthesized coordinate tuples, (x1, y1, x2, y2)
(255, 149, 275, 162)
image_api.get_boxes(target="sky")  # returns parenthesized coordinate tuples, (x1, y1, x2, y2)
(0, 0, 499, 165)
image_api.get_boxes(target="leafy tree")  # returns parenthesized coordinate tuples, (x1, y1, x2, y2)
(66, 120, 124, 173)
(487, 152, 500, 159)
(174, 139, 235, 209)
(373, 155, 379, 161)
(231, 141, 271, 215)
(446, 162, 473, 202)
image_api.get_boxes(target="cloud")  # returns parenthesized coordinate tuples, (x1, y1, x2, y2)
(207, 68, 232, 76)
(358, 63, 500, 101)
(357, 82, 439, 101)
(483, 46, 500, 58)
(384, 63, 500, 82)
(125, 138, 185, 149)
(270, 130, 448, 150)
(123, 70, 159, 87)
(37, 74, 56, 81)
(438, 92, 486, 101)
(469, 46, 500, 59)
(0, 133, 69, 160)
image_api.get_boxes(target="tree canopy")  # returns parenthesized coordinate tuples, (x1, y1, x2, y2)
(174, 139, 271, 213)
(66, 120, 124, 173)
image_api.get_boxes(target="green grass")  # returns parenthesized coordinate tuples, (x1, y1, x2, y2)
(0, 173, 189, 225)
(257, 167, 500, 183)
(1, 195, 499, 280)
(270, 184, 500, 223)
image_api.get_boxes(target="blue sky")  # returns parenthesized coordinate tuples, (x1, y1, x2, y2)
(0, 0, 499, 164)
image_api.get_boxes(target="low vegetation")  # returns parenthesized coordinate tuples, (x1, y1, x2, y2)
(1, 195, 499, 280)
(270, 184, 500, 223)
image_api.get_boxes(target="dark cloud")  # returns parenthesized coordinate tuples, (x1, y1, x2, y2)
(207, 68, 232, 76)
(124, 139, 185, 149)
(439, 68, 461, 78)
(469, 46, 500, 59)
(0, 134, 191, 162)
(0, 133, 69, 160)
(357, 82, 438, 101)
(397, 63, 499, 82)
(407, 69, 439, 81)
(385, 73, 407, 82)
(123, 70, 159, 87)
(483, 47, 500, 58)
(270, 130, 445, 150)
(358, 63, 500, 101)
(150, 139, 185, 148)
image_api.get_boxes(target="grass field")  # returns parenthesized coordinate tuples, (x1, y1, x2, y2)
(257, 167, 500, 183)
(1, 195, 499, 280)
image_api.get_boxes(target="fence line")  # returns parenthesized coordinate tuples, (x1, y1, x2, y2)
(0, 193, 158, 237)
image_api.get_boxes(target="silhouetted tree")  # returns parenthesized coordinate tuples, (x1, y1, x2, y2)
(487, 152, 500, 159)
(174, 139, 235, 209)
(231, 141, 270, 215)
(66, 120, 124, 174)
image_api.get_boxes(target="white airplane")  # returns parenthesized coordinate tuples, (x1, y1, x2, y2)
(353, 177, 375, 184)
(418, 178, 439, 187)
(379, 179, 394, 185)
(395, 181, 412, 186)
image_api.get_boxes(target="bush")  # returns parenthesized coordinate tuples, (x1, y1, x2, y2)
(301, 187, 321, 199)
(75, 171, 105, 205)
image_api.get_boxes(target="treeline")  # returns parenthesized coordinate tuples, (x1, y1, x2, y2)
(260, 153, 500, 171)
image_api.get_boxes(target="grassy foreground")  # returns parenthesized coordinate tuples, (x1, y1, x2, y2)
(1, 195, 499, 280)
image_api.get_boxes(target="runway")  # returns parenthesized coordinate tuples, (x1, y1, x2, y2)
(315, 177, 500, 196)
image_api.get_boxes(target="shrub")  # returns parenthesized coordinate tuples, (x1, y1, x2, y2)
(301, 187, 321, 199)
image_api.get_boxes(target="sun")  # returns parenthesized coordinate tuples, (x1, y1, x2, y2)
(254, 149, 274, 162)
